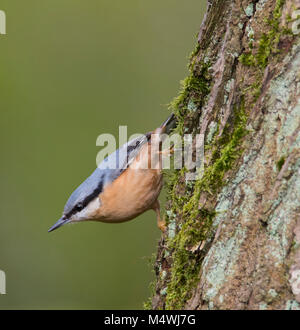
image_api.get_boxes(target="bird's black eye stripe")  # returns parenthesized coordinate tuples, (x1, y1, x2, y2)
(67, 203, 83, 217)
(76, 203, 83, 211)
(67, 180, 104, 219)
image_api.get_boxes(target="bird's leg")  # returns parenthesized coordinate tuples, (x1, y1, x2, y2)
(159, 144, 175, 157)
(152, 200, 166, 232)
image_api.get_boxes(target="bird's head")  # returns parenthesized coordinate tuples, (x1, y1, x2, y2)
(48, 197, 102, 232)
(48, 169, 106, 232)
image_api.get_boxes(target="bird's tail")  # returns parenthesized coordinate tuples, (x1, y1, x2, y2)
(160, 113, 177, 135)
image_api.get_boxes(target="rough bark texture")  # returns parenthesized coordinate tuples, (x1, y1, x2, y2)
(148, 0, 300, 310)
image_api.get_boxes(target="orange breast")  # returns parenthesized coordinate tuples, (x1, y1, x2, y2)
(95, 143, 163, 223)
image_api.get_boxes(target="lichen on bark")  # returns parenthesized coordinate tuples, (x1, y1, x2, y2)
(147, 0, 300, 310)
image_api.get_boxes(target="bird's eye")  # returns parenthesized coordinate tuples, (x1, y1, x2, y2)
(76, 203, 83, 211)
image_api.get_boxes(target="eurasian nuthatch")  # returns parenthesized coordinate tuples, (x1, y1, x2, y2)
(48, 114, 176, 233)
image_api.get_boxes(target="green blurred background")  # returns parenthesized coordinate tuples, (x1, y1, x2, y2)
(0, 1, 205, 309)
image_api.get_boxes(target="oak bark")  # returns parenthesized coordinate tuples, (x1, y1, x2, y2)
(151, 0, 300, 310)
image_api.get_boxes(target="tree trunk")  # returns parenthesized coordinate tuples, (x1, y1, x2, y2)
(149, 0, 300, 310)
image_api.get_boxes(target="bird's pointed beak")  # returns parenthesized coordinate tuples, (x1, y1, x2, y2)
(48, 216, 70, 233)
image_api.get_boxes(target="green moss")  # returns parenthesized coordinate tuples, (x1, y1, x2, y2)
(184, 101, 248, 215)
(239, 52, 256, 66)
(143, 297, 153, 310)
(169, 61, 211, 135)
(276, 156, 286, 171)
(165, 209, 216, 309)
(242, 80, 263, 102)
(163, 98, 248, 309)
(239, 0, 286, 69)
(189, 44, 201, 62)
(143, 253, 158, 310)
(164, 168, 190, 213)
(256, 29, 276, 69)
(170, 64, 211, 114)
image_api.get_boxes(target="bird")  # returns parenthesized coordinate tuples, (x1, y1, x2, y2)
(48, 113, 176, 233)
